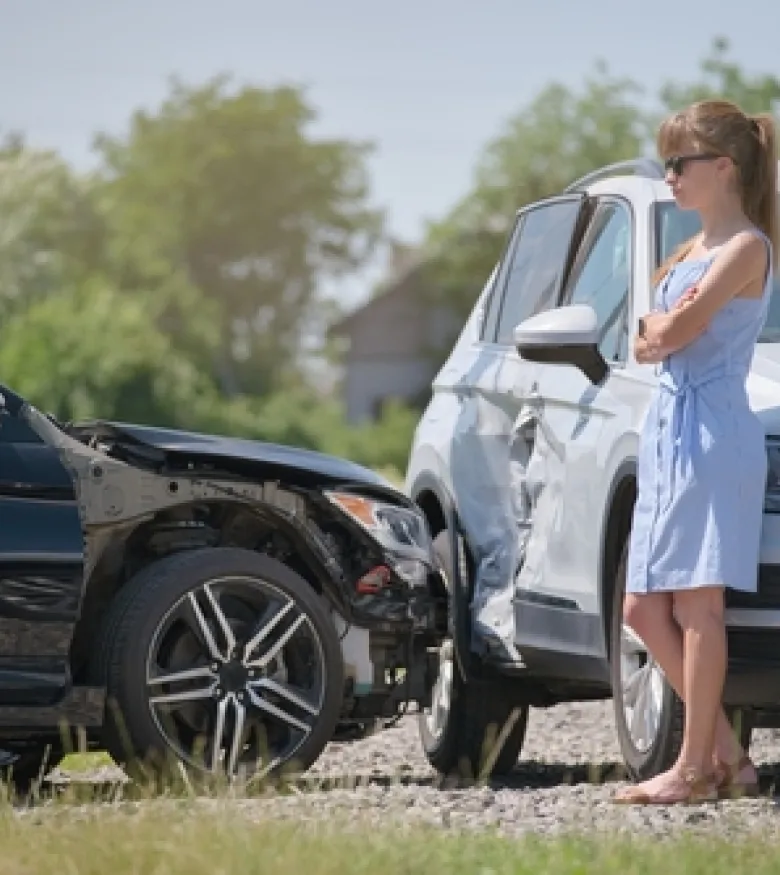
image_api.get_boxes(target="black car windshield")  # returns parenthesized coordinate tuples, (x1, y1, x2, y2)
(655, 200, 780, 342)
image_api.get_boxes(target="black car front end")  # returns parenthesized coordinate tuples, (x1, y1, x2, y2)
(0, 385, 444, 781)
(69, 419, 446, 729)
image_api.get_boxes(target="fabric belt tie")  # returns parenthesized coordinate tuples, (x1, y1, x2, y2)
(658, 369, 736, 497)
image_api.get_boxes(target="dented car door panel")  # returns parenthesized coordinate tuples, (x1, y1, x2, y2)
(511, 197, 639, 669)
(444, 195, 590, 663)
(0, 414, 82, 704)
(515, 367, 628, 611)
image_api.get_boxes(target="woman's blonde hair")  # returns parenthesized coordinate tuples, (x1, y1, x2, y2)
(654, 100, 778, 286)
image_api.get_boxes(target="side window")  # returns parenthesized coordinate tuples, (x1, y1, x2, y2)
(0, 414, 42, 444)
(481, 215, 524, 342)
(494, 199, 583, 345)
(478, 265, 503, 343)
(564, 200, 632, 363)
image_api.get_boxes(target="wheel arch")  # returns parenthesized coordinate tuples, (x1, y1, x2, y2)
(409, 473, 477, 679)
(70, 497, 336, 681)
(408, 472, 454, 539)
(599, 460, 637, 659)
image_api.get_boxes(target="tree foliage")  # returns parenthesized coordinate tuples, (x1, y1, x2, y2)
(0, 138, 104, 318)
(92, 76, 383, 396)
(0, 280, 211, 426)
(659, 37, 780, 117)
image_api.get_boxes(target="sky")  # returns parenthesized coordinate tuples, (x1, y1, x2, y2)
(1, 0, 777, 305)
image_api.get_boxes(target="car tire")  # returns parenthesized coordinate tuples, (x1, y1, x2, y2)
(726, 708, 753, 754)
(89, 547, 344, 785)
(418, 530, 529, 783)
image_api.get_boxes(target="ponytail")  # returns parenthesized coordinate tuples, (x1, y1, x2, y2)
(745, 113, 778, 266)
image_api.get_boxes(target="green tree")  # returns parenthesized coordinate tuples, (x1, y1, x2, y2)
(659, 36, 780, 117)
(0, 278, 215, 426)
(0, 137, 104, 319)
(92, 75, 383, 396)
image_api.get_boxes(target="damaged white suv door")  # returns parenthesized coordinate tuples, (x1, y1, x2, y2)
(513, 197, 634, 631)
(406, 191, 596, 778)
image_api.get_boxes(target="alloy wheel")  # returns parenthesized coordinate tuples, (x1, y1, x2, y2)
(423, 638, 454, 741)
(145, 575, 326, 779)
(619, 623, 665, 754)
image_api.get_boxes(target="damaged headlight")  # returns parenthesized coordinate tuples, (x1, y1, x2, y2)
(766, 438, 780, 513)
(324, 491, 434, 586)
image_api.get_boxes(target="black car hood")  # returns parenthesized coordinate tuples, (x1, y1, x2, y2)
(77, 420, 394, 491)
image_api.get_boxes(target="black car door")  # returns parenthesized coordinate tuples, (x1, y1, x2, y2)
(0, 407, 84, 704)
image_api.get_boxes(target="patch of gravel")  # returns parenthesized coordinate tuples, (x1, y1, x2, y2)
(261, 702, 780, 839)
(50, 701, 780, 838)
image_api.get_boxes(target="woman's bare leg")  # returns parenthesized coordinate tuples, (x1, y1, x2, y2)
(673, 587, 728, 772)
(616, 586, 732, 801)
(622, 591, 743, 766)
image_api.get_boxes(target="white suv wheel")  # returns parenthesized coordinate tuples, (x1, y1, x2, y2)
(619, 624, 665, 754)
(417, 530, 529, 781)
(424, 639, 454, 740)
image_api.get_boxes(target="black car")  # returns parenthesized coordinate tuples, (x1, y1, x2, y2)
(0, 383, 444, 792)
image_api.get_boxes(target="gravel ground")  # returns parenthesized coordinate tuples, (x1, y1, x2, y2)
(50, 701, 780, 838)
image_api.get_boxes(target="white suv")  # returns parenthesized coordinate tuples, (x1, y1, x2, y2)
(405, 158, 780, 783)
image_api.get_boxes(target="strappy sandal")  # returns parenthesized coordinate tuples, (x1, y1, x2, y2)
(612, 767, 719, 805)
(715, 755, 760, 799)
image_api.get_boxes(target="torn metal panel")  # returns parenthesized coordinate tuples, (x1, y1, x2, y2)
(514, 396, 567, 599)
(12, 399, 437, 633)
(447, 366, 533, 663)
(20, 403, 309, 579)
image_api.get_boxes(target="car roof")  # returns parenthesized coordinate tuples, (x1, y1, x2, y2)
(582, 174, 671, 206)
(573, 157, 780, 205)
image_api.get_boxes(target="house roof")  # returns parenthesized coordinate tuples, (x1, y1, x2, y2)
(329, 225, 501, 338)
(329, 246, 436, 336)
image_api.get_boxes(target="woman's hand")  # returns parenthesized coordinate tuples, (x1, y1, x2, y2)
(675, 287, 698, 310)
(634, 334, 667, 364)
(638, 288, 706, 358)
(641, 310, 674, 342)
(634, 286, 706, 364)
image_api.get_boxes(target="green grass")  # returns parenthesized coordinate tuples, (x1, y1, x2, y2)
(0, 803, 777, 875)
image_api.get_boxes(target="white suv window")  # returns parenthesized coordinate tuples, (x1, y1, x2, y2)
(564, 200, 632, 363)
(656, 199, 780, 342)
(492, 199, 583, 345)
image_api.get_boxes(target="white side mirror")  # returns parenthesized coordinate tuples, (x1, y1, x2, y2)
(514, 305, 607, 385)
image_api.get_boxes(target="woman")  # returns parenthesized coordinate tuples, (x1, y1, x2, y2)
(614, 100, 778, 805)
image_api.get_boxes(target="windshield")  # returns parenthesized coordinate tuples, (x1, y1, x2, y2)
(655, 200, 780, 342)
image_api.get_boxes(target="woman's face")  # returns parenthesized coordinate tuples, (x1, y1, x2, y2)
(662, 140, 733, 211)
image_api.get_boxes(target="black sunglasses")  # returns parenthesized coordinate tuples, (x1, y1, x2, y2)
(663, 153, 723, 175)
